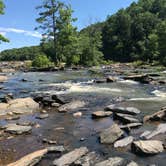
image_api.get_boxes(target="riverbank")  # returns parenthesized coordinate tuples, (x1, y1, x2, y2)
(0, 64, 166, 165)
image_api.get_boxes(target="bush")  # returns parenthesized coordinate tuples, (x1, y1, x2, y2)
(32, 54, 52, 68)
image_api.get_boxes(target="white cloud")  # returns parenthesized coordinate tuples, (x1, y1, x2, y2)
(0, 27, 42, 38)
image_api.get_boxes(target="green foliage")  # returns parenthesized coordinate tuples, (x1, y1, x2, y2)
(32, 54, 52, 68)
(0, 0, 9, 43)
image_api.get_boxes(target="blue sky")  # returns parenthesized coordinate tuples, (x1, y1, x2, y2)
(0, 0, 136, 51)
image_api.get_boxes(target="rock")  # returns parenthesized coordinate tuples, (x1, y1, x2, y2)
(6, 116, 20, 121)
(74, 151, 100, 166)
(94, 79, 106, 84)
(47, 146, 65, 152)
(143, 124, 166, 139)
(36, 114, 49, 119)
(114, 136, 134, 148)
(131, 140, 164, 155)
(73, 112, 82, 117)
(0, 68, 15, 73)
(51, 102, 61, 107)
(140, 131, 151, 139)
(5, 124, 32, 135)
(127, 161, 139, 166)
(123, 74, 151, 84)
(52, 94, 66, 104)
(42, 138, 57, 144)
(106, 76, 118, 83)
(114, 113, 140, 124)
(92, 111, 112, 119)
(58, 100, 86, 112)
(120, 123, 142, 130)
(53, 147, 89, 166)
(0, 75, 8, 82)
(16, 121, 34, 126)
(143, 107, 166, 122)
(7, 149, 48, 166)
(100, 124, 124, 144)
(105, 105, 141, 115)
(95, 157, 125, 166)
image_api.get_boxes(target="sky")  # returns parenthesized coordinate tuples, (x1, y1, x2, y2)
(0, 0, 137, 52)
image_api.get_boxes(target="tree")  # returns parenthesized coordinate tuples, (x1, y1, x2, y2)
(0, 0, 9, 43)
(35, 0, 77, 65)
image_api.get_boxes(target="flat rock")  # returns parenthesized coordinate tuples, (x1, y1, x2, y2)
(114, 136, 134, 148)
(132, 140, 164, 155)
(74, 151, 101, 166)
(58, 100, 86, 112)
(144, 124, 166, 139)
(105, 105, 141, 115)
(73, 112, 82, 117)
(144, 107, 166, 122)
(127, 161, 139, 166)
(47, 146, 65, 152)
(120, 123, 142, 130)
(95, 157, 125, 166)
(36, 114, 49, 119)
(53, 147, 89, 166)
(0, 75, 8, 82)
(7, 149, 47, 166)
(140, 131, 151, 139)
(114, 113, 139, 123)
(5, 124, 32, 135)
(92, 111, 112, 119)
(100, 124, 124, 144)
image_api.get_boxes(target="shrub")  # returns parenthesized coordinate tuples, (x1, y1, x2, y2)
(32, 54, 52, 68)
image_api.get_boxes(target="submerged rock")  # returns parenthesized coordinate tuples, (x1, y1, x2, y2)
(132, 140, 164, 155)
(105, 105, 141, 115)
(5, 124, 32, 135)
(143, 124, 166, 140)
(114, 113, 140, 124)
(114, 136, 134, 148)
(100, 124, 124, 144)
(92, 111, 112, 119)
(95, 157, 125, 166)
(7, 149, 47, 166)
(58, 100, 86, 112)
(144, 107, 166, 122)
(53, 147, 89, 166)
(42, 138, 57, 144)
(36, 114, 49, 119)
(73, 112, 82, 117)
(47, 146, 65, 152)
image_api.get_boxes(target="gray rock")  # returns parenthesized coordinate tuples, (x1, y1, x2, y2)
(140, 131, 151, 139)
(132, 140, 164, 155)
(120, 123, 142, 130)
(42, 138, 57, 144)
(5, 124, 32, 135)
(47, 146, 65, 153)
(92, 111, 112, 119)
(127, 161, 139, 166)
(114, 136, 134, 148)
(95, 157, 124, 166)
(74, 151, 101, 166)
(105, 105, 141, 115)
(100, 124, 124, 144)
(114, 113, 139, 123)
(58, 100, 86, 112)
(36, 114, 49, 119)
(144, 124, 166, 139)
(53, 147, 89, 166)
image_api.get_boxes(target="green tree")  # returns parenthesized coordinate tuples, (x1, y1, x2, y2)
(0, 0, 9, 43)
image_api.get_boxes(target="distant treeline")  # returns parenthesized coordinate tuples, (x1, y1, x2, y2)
(0, 0, 166, 66)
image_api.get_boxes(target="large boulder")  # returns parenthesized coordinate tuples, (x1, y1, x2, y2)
(132, 140, 164, 155)
(95, 157, 125, 166)
(58, 100, 86, 112)
(0, 75, 8, 82)
(105, 105, 141, 115)
(0, 97, 39, 116)
(100, 124, 124, 144)
(53, 147, 89, 166)
(114, 136, 134, 148)
(7, 149, 48, 166)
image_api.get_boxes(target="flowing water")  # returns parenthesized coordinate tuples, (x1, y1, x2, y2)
(0, 69, 166, 165)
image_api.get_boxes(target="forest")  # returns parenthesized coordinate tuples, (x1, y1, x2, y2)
(0, 0, 166, 67)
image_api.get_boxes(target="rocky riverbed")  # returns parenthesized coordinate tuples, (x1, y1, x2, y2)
(0, 64, 166, 166)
